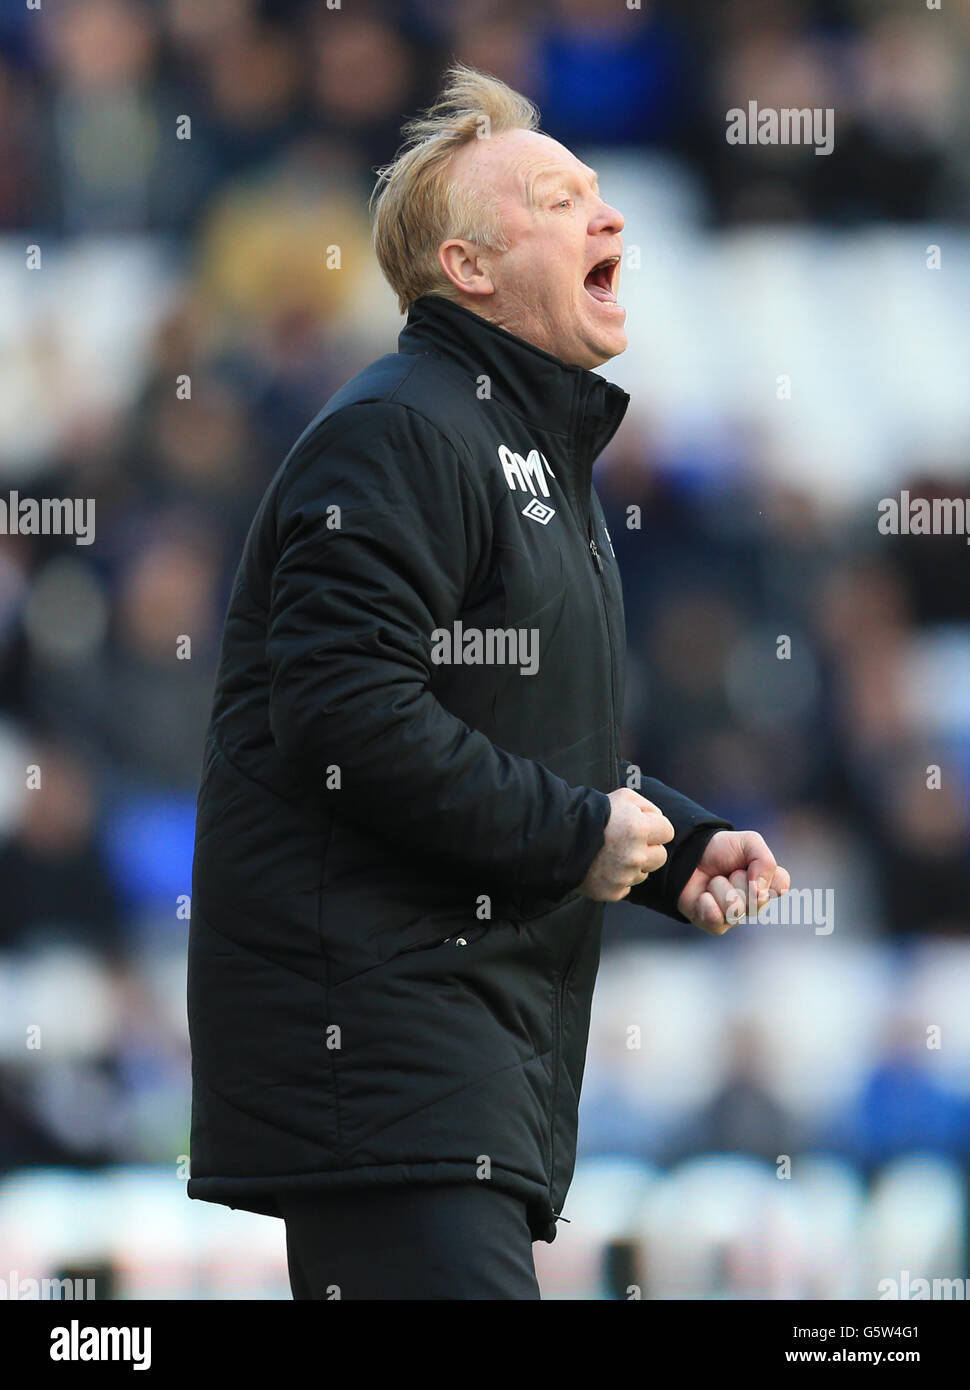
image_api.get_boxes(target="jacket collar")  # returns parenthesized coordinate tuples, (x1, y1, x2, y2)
(398, 295, 630, 474)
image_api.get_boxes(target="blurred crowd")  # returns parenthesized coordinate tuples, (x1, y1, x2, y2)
(0, 0, 969, 1289)
(2, 0, 969, 235)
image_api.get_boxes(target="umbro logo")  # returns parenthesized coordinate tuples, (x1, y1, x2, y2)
(522, 498, 555, 525)
(498, 443, 557, 522)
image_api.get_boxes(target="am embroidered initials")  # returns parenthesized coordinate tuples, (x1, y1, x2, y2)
(498, 444, 557, 522)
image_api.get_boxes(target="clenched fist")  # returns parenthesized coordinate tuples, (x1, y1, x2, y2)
(676, 829, 791, 935)
(579, 788, 675, 902)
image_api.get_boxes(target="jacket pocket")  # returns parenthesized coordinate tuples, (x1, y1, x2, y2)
(395, 922, 490, 956)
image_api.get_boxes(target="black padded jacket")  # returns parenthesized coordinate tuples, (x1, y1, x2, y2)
(186, 295, 731, 1241)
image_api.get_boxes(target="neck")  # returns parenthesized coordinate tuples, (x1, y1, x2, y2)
(397, 295, 630, 470)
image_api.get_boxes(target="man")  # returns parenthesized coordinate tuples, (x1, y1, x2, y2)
(187, 63, 790, 1300)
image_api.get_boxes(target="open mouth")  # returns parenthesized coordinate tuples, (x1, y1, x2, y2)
(583, 254, 621, 305)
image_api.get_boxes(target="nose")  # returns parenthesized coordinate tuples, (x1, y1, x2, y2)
(591, 199, 624, 236)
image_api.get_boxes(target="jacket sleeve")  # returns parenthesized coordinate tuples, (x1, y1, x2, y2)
(619, 761, 733, 923)
(265, 401, 610, 921)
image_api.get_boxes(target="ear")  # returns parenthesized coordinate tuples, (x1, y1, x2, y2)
(438, 239, 495, 298)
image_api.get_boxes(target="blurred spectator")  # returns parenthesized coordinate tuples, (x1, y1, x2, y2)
(827, 1016, 970, 1172)
(0, 743, 122, 959)
(664, 1020, 801, 1163)
(37, 0, 213, 233)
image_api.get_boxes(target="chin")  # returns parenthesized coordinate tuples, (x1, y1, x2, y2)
(597, 328, 628, 364)
(567, 305, 628, 368)
(578, 329, 628, 369)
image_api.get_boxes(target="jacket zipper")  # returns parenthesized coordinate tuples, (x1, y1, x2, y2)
(548, 968, 565, 1210)
(548, 512, 618, 1215)
(588, 510, 619, 781)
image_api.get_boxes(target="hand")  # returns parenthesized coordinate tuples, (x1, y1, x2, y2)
(579, 788, 675, 903)
(677, 829, 791, 935)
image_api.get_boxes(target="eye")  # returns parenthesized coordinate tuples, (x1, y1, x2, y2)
(554, 198, 573, 210)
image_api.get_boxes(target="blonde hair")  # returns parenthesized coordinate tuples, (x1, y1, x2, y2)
(371, 63, 540, 314)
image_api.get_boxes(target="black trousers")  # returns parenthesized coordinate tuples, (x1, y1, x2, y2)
(277, 1184, 541, 1300)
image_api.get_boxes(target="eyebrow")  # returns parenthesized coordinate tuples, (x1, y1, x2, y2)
(528, 166, 600, 202)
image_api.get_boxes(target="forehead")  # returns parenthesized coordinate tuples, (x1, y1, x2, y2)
(452, 128, 595, 206)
